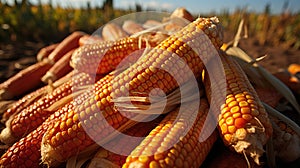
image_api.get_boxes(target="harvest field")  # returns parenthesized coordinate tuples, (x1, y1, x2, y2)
(0, 0, 299, 168)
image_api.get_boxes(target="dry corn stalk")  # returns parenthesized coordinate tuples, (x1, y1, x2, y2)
(123, 99, 218, 168)
(203, 51, 273, 164)
(0, 72, 94, 145)
(40, 17, 224, 167)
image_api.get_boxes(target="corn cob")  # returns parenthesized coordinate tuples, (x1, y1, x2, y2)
(122, 20, 145, 35)
(71, 35, 165, 75)
(170, 7, 194, 22)
(0, 72, 94, 145)
(1, 71, 74, 122)
(47, 31, 85, 63)
(122, 99, 218, 168)
(1, 86, 45, 123)
(143, 20, 162, 29)
(87, 117, 162, 168)
(41, 49, 74, 84)
(0, 119, 54, 168)
(41, 72, 114, 166)
(164, 7, 194, 33)
(40, 17, 224, 166)
(203, 51, 273, 164)
(288, 63, 300, 77)
(0, 92, 92, 168)
(0, 60, 52, 100)
(36, 43, 59, 62)
(102, 23, 129, 41)
(271, 115, 300, 162)
(79, 35, 103, 46)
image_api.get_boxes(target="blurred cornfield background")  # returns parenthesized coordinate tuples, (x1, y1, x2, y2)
(1, 0, 300, 49)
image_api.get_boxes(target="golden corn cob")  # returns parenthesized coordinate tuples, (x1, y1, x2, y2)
(122, 99, 218, 168)
(2, 71, 74, 122)
(0, 120, 54, 168)
(203, 51, 272, 164)
(0, 92, 93, 168)
(71, 35, 163, 75)
(41, 17, 224, 166)
(88, 117, 162, 168)
(0, 72, 94, 145)
(2, 86, 46, 122)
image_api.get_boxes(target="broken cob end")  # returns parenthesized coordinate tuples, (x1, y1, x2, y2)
(41, 136, 62, 167)
(0, 127, 16, 145)
(230, 125, 268, 165)
(0, 116, 19, 145)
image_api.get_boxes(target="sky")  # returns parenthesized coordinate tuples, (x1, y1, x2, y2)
(4, 0, 300, 14)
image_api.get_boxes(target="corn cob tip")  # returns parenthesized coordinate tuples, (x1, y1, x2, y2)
(231, 127, 266, 165)
(0, 116, 19, 145)
(0, 127, 16, 145)
(0, 89, 13, 100)
(41, 138, 62, 167)
(41, 71, 57, 84)
(194, 16, 224, 48)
